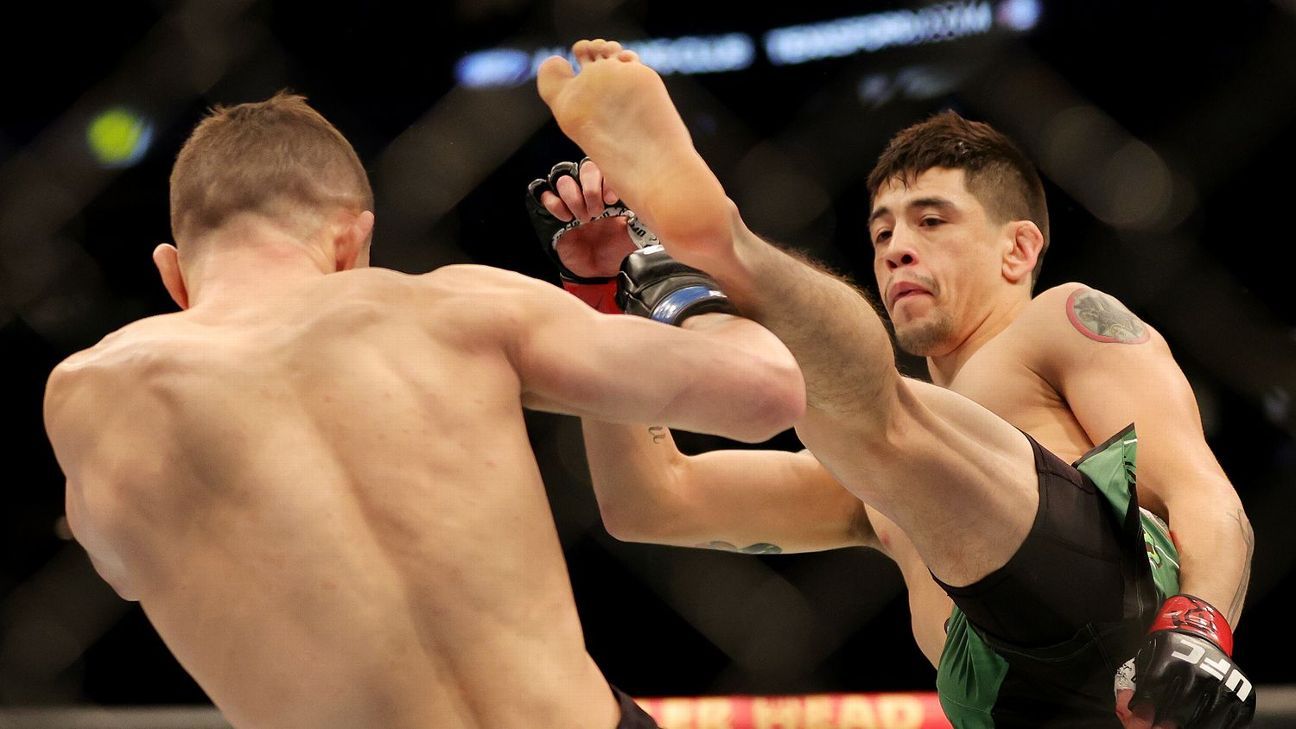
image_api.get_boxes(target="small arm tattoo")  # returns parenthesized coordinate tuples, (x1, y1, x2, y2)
(697, 541, 783, 555)
(648, 426, 666, 444)
(1066, 289, 1150, 344)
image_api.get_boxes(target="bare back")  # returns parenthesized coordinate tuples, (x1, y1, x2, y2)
(46, 266, 615, 729)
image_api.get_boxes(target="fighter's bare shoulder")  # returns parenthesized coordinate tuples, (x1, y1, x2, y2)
(407, 264, 603, 356)
(46, 316, 176, 404)
(44, 338, 148, 464)
(418, 263, 530, 283)
(1021, 282, 1158, 346)
(415, 264, 556, 298)
(417, 264, 590, 321)
(1011, 283, 1169, 384)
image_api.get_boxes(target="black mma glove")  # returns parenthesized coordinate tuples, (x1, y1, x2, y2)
(526, 158, 657, 314)
(1117, 595, 1255, 728)
(617, 245, 737, 326)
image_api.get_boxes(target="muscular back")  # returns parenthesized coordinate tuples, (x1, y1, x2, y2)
(45, 266, 610, 729)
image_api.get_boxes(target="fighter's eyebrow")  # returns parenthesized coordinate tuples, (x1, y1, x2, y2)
(869, 197, 957, 227)
(907, 196, 956, 213)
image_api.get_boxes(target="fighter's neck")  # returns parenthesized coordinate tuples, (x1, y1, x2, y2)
(184, 239, 334, 310)
(925, 298, 1028, 386)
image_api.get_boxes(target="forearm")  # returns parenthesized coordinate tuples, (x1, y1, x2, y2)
(713, 224, 899, 419)
(578, 313, 799, 529)
(581, 417, 689, 542)
(1168, 487, 1254, 627)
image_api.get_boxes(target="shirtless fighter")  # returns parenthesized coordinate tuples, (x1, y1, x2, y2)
(41, 93, 807, 729)
(531, 40, 1255, 728)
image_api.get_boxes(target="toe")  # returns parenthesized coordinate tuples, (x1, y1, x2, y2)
(536, 56, 575, 105)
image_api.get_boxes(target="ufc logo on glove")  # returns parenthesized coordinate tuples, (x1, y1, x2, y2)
(1170, 634, 1253, 701)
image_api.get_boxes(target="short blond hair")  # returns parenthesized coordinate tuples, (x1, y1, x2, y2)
(169, 91, 373, 243)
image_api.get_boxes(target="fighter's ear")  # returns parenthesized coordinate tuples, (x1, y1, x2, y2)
(334, 210, 375, 271)
(152, 243, 190, 309)
(1002, 220, 1043, 285)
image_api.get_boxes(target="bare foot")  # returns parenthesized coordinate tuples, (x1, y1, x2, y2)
(537, 40, 735, 271)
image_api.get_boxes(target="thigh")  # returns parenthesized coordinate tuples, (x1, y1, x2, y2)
(939, 442, 1128, 648)
(799, 377, 1040, 586)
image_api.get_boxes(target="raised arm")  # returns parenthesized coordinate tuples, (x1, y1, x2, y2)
(443, 264, 804, 443)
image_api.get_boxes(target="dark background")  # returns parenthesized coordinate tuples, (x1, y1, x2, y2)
(1, 0, 1294, 709)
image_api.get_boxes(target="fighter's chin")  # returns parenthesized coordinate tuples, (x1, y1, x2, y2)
(893, 318, 956, 357)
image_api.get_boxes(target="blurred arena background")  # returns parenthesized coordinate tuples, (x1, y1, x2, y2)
(1, 0, 1295, 725)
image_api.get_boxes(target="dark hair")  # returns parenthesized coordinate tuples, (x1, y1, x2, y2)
(169, 91, 373, 244)
(867, 110, 1049, 288)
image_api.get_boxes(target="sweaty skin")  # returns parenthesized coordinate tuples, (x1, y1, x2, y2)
(45, 260, 803, 729)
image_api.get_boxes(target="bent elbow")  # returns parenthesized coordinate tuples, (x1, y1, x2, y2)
(729, 396, 802, 443)
(596, 468, 697, 545)
(593, 476, 676, 543)
(731, 358, 805, 443)
(599, 500, 676, 544)
(601, 513, 657, 543)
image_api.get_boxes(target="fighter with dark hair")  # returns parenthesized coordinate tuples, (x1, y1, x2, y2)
(530, 39, 1255, 728)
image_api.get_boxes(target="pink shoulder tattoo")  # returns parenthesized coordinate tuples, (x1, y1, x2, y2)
(1065, 288, 1150, 344)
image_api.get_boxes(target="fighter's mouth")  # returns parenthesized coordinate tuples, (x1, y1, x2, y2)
(888, 282, 932, 308)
